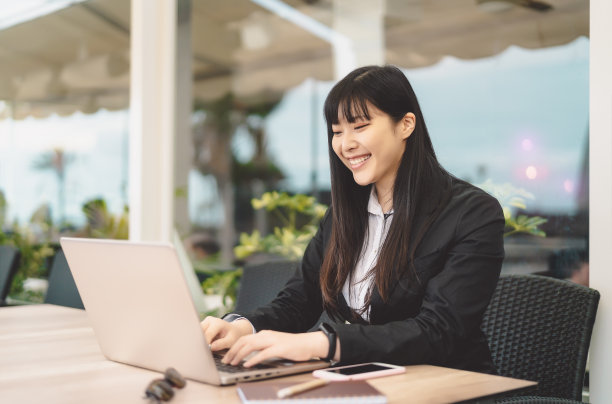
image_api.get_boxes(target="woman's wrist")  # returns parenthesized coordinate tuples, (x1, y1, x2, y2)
(318, 323, 338, 361)
(311, 331, 341, 362)
(233, 318, 256, 336)
(333, 336, 340, 362)
(312, 331, 329, 359)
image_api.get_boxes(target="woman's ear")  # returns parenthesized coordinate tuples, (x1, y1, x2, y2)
(400, 113, 416, 140)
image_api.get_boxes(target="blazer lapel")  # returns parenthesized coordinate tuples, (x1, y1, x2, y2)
(335, 293, 368, 325)
(368, 285, 385, 324)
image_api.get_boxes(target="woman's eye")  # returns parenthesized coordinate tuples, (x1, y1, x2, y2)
(355, 123, 369, 130)
(332, 131, 342, 136)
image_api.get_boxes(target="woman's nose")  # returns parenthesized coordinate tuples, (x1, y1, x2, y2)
(342, 132, 357, 152)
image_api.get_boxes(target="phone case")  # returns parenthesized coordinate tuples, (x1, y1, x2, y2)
(312, 362, 406, 381)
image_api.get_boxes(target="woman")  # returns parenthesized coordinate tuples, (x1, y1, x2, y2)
(201, 65, 505, 374)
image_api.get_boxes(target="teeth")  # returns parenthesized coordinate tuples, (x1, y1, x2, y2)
(349, 155, 371, 165)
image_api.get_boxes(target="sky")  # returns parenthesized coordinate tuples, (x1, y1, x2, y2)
(0, 37, 589, 227)
(0, 109, 129, 226)
(264, 37, 589, 214)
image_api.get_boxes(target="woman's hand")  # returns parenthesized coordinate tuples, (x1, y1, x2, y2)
(200, 316, 253, 351)
(222, 330, 329, 367)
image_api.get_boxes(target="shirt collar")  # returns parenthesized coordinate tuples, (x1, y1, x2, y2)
(367, 187, 394, 217)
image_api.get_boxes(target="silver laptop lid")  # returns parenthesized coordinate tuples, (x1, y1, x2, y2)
(60, 237, 328, 386)
(60, 237, 221, 385)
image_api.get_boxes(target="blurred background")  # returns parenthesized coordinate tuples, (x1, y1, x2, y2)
(0, 0, 589, 296)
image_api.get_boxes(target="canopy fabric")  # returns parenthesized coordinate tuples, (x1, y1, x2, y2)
(0, 0, 589, 120)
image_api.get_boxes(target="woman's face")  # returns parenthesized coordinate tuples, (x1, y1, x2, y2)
(331, 103, 415, 195)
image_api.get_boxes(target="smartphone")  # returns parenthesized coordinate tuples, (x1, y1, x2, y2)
(312, 362, 406, 381)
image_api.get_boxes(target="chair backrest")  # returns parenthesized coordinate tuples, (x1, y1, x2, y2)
(0, 245, 20, 305)
(234, 259, 333, 331)
(44, 249, 84, 309)
(481, 274, 599, 400)
(234, 260, 298, 313)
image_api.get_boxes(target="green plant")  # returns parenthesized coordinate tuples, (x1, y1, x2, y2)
(0, 224, 54, 300)
(200, 192, 327, 316)
(234, 191, 328, 260)
(81, 198, 129, 240)
(0, 190, 7, 228)
(0, 196, 128, 304)
(1, 198, 55, 302)
(200, 267, 243, 317)
(478, 180, 548, 237)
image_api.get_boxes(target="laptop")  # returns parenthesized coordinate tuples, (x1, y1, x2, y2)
(59, 237, 328, 385)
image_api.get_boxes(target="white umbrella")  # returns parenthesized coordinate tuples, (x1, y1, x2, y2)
(0, 0, 588, 120)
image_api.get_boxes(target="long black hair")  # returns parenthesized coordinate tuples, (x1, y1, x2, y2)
(319, 65, 452, 318)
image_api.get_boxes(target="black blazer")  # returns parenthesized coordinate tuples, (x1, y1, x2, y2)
(238, 179, 505, 373)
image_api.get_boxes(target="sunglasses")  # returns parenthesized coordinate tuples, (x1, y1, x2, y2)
(144, 367, 187, 402)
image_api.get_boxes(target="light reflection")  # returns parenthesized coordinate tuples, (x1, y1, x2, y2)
(521, 138, 534, 151)
(525, 165, 537, 180)
(564, 179, 574, 193)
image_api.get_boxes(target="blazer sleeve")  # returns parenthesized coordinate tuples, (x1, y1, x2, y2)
(236, 209, 331, 332)
(333, 193, 505, 366)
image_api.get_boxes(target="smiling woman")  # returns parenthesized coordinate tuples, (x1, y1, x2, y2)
(201, 65, 505, 374)
(330, 104, 414, 210)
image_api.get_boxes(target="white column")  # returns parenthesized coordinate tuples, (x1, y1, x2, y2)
(174, 0, 192, 237)
(250, 0, 364, 80)
(129, 0, 177, 242)
(332, 0, 385, 78)
(589, 0, 612, 401)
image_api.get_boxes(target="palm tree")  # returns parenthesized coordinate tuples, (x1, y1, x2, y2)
(192, 95, 241, 264)
(192, 94, 283, 264)
(32, 148, 73, 225)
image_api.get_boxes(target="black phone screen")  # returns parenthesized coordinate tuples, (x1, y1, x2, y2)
(328, 363, 392, 375)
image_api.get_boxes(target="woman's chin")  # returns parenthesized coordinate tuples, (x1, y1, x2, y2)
(352, 174, 374, 187)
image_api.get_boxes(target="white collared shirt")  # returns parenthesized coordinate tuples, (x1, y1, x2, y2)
(342, 188, 393, 322)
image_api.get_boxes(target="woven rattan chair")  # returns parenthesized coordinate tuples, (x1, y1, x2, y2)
(44, 249, 84, 309)
(0, 245, 20, 306)
(234, 260, 298, 313)
(495, 397, 587, 404)
(234, 259, 332, 330)
(481, 274, 599, 402)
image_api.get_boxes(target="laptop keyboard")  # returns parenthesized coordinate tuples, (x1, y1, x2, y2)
(213, 352, 274, 373)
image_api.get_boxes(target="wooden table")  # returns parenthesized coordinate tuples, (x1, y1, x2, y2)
(0, 305, 536, 403)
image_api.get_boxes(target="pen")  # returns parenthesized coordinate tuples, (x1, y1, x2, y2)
(276, 379, 330, 399)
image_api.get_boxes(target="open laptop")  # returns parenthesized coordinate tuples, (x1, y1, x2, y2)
(59, 237, 328, 385)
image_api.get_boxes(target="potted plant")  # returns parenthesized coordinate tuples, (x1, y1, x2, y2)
(200, 191, 327, 315)
(478, 179, 548, 238)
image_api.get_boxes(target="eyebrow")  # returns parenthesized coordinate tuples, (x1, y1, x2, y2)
(333, 115, 369, 125)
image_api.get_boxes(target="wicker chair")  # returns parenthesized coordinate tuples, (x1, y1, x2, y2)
(481, 274, 599, 402)
(234, 260, 332, 330)
(234, 260, 298, 313)
(44, 249, 84, 309)
(494, 397, 588, 404)
(0, 245, 20, 306)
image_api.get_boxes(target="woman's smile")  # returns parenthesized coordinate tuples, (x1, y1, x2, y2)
(348, 154, 371, 169)
(331, 104, 414, 195)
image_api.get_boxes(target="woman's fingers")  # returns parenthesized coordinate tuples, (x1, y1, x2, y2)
(243, 347, 279, 368)
(222, 331, 318, 367)
(210, 335, 233, 351)
(223, 335, 258, 365)
(202, 317, 255, 352)
(200, 317, 227, 345)
(214, 329, 324, 367)
(223, 332, 271, 365)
